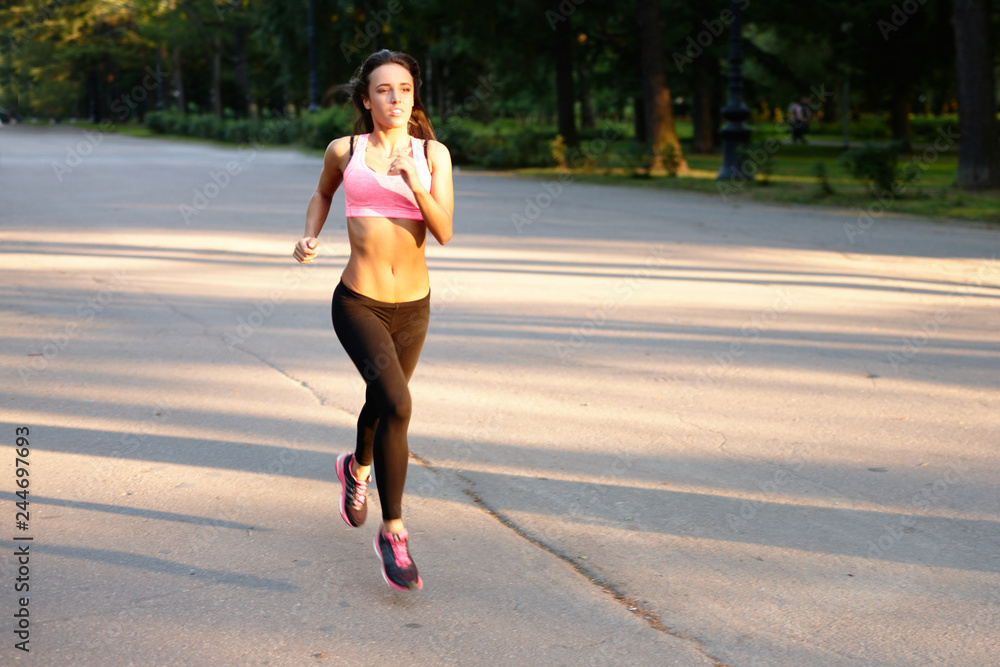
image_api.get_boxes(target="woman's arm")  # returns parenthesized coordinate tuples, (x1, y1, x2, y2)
(294, 137, 350, 263)
(391, 140, 454, 246)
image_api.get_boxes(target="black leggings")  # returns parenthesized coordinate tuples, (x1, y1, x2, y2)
(331, 280, 430, 521)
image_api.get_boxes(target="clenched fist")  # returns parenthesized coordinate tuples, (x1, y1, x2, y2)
(293, 236, 318, 264)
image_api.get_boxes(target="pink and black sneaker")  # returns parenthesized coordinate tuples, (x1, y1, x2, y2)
(336, 453, 369, 527)
(374, 528, 423, 591)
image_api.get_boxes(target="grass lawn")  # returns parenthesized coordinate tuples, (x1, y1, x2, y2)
(518, 140, 1000, 228)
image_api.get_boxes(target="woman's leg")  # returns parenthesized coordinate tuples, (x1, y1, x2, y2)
(331, 283, 428, 522)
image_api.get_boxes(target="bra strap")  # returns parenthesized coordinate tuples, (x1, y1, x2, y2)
(349, 135, 355, 156)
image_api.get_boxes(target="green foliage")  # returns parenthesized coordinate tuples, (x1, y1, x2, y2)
(910, 116, 959, 143)
(595, 142, 650, 178)
(300, 106, 354, 150)
(550, 135, 567, 169)
(814, 115, 959, 144)
(660, 143, 682, 178)
(188, 114, 225, 140)
(434, 121, 556, 168)
(839, 143, 898, 193)
(839, 141, 920, 195)
(739, 141, 776, 185)
(813, 160, 835, 196)
(145, 109, 303, 147)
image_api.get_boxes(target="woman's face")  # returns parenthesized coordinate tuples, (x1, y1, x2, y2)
(365, 63, 414, 130)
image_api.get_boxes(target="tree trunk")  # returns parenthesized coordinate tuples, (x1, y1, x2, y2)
(690, 0, 716, 154)
(952, 0, 1000, 189)
(233, 27, 250, 118)
(690, 54, 717, 154)
(173, 47, 186, 115)
(552, 0, 578, 147)
(634, 95, 646, 144)
(579, 57, 595, 130)
(636, 0, 687, 172)
(211, 40, 222, 119)
(889, 83, 913, 153)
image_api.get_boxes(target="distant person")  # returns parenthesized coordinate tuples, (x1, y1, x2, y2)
(293, 49, 454, 591)
(788, 97, 811, 145)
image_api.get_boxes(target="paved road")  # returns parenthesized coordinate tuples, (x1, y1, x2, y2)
(1, 125, 998, 666)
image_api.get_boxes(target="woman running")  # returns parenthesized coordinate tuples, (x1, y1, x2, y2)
(293, 49, 454, 591)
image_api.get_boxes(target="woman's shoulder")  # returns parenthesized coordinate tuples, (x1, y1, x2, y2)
(420, 139, 451, 157)
(323, 135, 364, 172)
(422, 137, 451, 160)
(326, 133, 370, 152)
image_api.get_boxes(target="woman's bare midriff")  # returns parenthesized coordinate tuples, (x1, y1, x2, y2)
(341, 215, 430, 302)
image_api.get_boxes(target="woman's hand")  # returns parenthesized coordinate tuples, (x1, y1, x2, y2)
(387, 147, 427, 195)
(293, 236, 318, 264)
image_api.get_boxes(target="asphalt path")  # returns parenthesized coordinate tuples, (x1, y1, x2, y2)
(1, 125, 998, 666)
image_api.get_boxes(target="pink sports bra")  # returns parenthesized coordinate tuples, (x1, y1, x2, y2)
(343, 133, 433, 220)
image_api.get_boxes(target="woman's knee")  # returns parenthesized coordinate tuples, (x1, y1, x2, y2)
(381, 389, 412, 423)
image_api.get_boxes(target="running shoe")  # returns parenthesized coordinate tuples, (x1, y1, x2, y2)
(374, 528, 423, 591)
(336, 452, 369, 527)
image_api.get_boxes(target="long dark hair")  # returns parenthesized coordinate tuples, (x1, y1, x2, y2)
(347, 50, 436, 140)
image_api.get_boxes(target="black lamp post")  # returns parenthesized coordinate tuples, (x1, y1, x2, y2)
(307, 0, 319, 112)
(717, 0, 751, 181)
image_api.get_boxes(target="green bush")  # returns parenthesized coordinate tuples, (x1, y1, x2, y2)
(300, 105, 354, 150)
(840, 141, 918, 194)
(850, 114, 892, 139)
(550, 134, 567, 168)
(188, 114, 225, 140)
(813, 160, 835, 196)
(145, 110, 168, 134)
(223, 118, 261, 144)
(814, 114, 891, 140)
(910, 116, 959, 143)
(434, 121, 475, 164)
(145, 108, 330, 148)
(433, 120, 556, 168)
(660, 142, 683, 177)
(143, 110, 639, 170)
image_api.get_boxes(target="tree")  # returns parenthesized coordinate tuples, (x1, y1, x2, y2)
(952, 0, 1000, 189)
(636, 0, 686, 171)
(551, 0, 579, 147)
